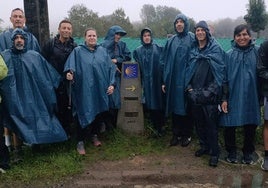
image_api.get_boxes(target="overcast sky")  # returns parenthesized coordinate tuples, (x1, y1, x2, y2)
(1, 0, 268, 33)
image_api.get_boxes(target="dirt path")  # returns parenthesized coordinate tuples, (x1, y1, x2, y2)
(54, 144, 268, 188)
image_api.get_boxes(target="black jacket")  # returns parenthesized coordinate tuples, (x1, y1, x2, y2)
(42, 34, 77, 75)
(257, 40, 268, 97)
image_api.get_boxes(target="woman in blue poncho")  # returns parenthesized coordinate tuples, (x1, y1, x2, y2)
(65, 28, 116, 155)
(220, 24, 261, 165)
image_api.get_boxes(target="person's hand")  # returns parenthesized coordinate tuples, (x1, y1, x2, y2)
(221, 101, 228, 113)
(111, 59, 117, 64)
(162, 85, 166, 93)
(107, 85, 114, 95)
(66, 72, 73, 81)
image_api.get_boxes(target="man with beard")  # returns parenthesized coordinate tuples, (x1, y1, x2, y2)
(0, 29, 67, 152)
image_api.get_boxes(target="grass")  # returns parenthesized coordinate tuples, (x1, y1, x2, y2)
(0, 122, 171, 187)
(0, 118, 264, 187)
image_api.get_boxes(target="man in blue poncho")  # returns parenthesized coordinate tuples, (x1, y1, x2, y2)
(161, 14, 195, 147)
(0, 8, 41, 154)
(101, 25, 131, 128)
(0, 8, 40, 52)
(133, 28, 165, 137)
(0, 28, 67, 147)
(65, 28, 116, 155)
(221, 24, 260, 165)
(185, 21, 225, 167)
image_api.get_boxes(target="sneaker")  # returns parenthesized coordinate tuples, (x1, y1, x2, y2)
(242, 153, 254, 165)
(169, 135, 181, 146)
(77, 141, 86, 155)
(195, 148, 210, 157)
(181, 137, 191, 147)
(209, 156, 219, 167)
(226, 151, 238, 164)
(92, 134, 101, 147)
(0, 164, 10, 173)
(261, 157, 268, 171)
(0, 168, 6, 173)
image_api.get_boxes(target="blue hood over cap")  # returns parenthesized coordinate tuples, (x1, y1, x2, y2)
(140, 27, 153, 45)
(174, 13, 189, 36)
(194, 20, 211, 39)
(11, 28, 28, 53)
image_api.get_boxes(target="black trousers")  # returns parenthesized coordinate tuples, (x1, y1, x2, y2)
(56, 81, 73, 134)
(149, 109, 165, 133)
(172, 113, 193, 138)
(0, 104, 9, 167)
(76, 114, 103, 142)
(189, 104, 220, 156)
(224, 124, 257, 154)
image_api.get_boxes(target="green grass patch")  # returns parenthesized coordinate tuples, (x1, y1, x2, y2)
(0, 117, 264, 187)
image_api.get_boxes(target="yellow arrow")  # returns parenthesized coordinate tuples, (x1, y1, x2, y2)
(125, 85, 136, 91)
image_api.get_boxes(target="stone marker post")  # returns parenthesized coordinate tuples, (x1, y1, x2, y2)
(117, 61, 144, 134)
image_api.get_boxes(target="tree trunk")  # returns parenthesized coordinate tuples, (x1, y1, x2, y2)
(23, 0, 50, 48)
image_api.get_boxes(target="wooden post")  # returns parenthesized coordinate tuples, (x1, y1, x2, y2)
(23, 0, 49, 47)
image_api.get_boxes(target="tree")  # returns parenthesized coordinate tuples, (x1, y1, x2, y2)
(244, 0, 268, 38)
(140, 4, 156, 25)
(155, 6, 181, 36)
(138, 4, 181, 37)
(109, 8, 134, 36)
(67, 4, 100, 37)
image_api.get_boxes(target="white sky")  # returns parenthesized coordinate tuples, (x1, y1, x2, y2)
(1, 0, 268, 33)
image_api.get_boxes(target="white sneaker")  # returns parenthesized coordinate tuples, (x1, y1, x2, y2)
(261, 157, 268, 171)
(77, 141, 86, 155)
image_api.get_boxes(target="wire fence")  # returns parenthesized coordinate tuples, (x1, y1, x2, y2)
(74, 37, 265, 54)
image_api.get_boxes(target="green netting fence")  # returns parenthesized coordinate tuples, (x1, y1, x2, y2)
(74, 37, 265, 54)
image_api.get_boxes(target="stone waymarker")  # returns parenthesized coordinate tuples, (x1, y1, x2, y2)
(117, 62, 144, 134)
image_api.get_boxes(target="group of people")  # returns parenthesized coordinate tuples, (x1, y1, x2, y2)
(0, 7, 268, 173)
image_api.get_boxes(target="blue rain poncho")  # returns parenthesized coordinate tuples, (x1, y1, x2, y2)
(0, 29, 67, 144)
(220, 41, 261, 126)
(185, 37, 226, 91)
(0, 27, 40, 52)
(162, 14, 195, 116)
(101, 25, 131, 109)
(64, 43, 116, 128)
(133, 28, 164, 110)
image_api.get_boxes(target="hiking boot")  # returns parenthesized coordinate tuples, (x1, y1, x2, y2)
(77, 141, 86, 155)
(181, 137, 191, 147)
(169, 135, 181, 146)
(92, 134, 101, 147)
(195, 148, 210, 157)
(226, 151, 238, 164)
(261, 157, 268, 171)
(209, 156, 218, 167)
(242, 153, 254, 165)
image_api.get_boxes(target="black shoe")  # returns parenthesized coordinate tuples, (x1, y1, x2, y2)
(225, 151, 238, 164)
(169, 135, 181, 146)
(242, 153, 254, 165)
(209, 156, 218, 167)
(181, 137, 191, 147)
(195, 148, 209, 157)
